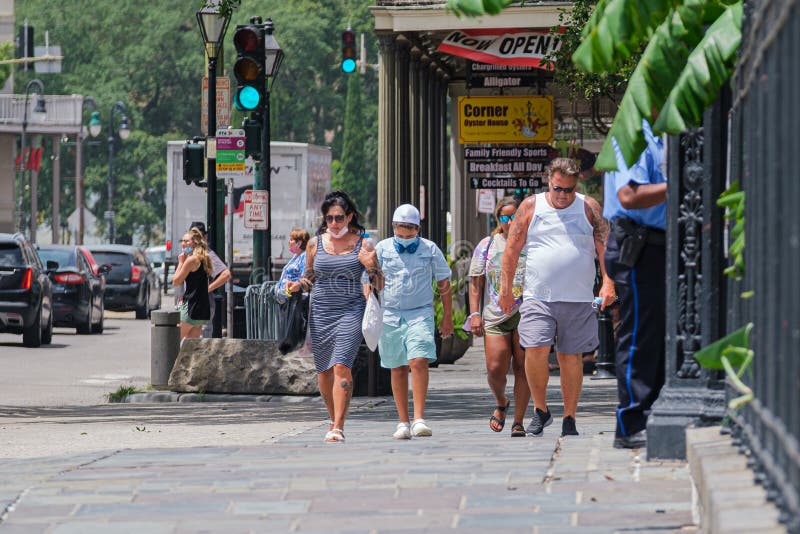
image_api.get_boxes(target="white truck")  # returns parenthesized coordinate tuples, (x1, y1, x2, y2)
(165, 141, 332, 285)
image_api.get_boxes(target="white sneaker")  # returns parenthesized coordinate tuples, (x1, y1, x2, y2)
(393, 422, 411, 440)
(411, 419, 432, 437)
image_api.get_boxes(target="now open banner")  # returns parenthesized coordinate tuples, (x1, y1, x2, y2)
(438, 29, 561, 68)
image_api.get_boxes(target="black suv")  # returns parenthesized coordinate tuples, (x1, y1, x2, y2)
(0, 233, 54, 347)
(88, 245, 161, 319)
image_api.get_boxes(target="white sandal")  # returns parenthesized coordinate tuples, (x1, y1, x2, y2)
(324, 428, 345, 443)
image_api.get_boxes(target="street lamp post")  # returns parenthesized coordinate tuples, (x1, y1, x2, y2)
(258, 18, 284, 276)
(196, 4, 231, 258)
(18, 79, 46, 241)
(106, 102, 130, 243)
(75, 97, 101, 245)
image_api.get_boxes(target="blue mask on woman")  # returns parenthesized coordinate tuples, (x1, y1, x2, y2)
(393, 236, 419, 254)
(182, 247, 194, 255)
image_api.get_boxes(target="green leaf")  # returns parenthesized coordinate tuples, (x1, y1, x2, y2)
(653, 2, 743, 134)
(593, 0, 707, 169)
(574, 0, 683, 73)
(694, 323, 753, 370)
(446, 0, 514, 17)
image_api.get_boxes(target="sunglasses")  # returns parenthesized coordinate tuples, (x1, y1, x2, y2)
(325, 214, 346, 223)
(498, 214, 515, 223)
(551, 185, 576, 193)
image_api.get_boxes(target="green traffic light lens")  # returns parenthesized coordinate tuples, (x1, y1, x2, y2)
(237, 86, 261, 110)
(342, 58, 356, 73)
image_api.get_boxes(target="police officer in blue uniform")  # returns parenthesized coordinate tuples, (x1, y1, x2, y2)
(603, 120, 667, 449)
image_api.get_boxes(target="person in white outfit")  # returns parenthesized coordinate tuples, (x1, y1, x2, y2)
(498, 158, 615, 438)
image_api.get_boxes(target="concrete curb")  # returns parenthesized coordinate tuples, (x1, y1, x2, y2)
(121, 392, 322, 404)
(686, 426, 787, 533)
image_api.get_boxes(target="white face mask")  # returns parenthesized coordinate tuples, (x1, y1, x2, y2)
(328, 226, 349, 239)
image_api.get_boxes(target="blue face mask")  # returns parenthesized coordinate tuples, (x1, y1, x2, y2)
(182, 247, 194, 255)
(393, 236, 419, 254)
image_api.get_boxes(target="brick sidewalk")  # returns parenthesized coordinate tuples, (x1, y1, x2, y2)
(0, 343, 694, 533)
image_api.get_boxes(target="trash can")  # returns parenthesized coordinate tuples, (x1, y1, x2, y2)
(150, 310, 181, 388)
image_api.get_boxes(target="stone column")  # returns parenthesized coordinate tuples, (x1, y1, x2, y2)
(0, 134, 16, 233)
(418, 57, 431, 239)
(377, 33, 396, 240)
(429, 66, 442, 249)
(52, 134, 61, 244)
(409, 47, 421, 208)
(647, 99, 729, 459)
(394, 37, 410, 206)
(437, 71, 449, 251)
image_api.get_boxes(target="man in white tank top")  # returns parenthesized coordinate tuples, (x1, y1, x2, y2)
(498, 158, 616, 438)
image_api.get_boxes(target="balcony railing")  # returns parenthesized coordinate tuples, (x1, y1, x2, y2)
(0, 94, 84, 134)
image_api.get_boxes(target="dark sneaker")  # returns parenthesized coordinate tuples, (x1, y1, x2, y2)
(527, 407, 552, 436)
(561, 416, 579, 436)
(613, 429, 647, 449)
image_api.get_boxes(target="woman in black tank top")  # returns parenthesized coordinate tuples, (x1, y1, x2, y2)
(172, 228, 213, 340)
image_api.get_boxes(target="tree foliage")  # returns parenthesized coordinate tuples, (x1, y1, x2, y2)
(14, 0, 378, 243)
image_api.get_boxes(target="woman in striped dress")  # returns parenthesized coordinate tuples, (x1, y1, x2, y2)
(300, 191, 383, 443)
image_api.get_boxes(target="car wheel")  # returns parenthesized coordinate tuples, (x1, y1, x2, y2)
(22, 307, 43, 348)
(77, 303, 92, 335)
(135, 288, 150, 319)
(92, 301, 104, 334)
(42, 307, 53, 345)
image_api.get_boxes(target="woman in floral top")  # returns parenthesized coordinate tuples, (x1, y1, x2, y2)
(274, 228, 311, 304)
(468, 197, 531, 437)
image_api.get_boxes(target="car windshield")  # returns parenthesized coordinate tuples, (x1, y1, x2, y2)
(38, 249, 76, 269)
(0, 244, 23, 266)
(146, 249, 165, 265)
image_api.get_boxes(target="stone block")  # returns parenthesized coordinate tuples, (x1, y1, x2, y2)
(168, 339, 319, 395)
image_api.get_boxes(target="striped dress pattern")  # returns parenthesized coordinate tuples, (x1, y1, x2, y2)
(309, 235, 366, 372)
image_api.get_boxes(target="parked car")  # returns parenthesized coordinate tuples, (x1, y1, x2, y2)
(0, 233, 53, 347)
(88, 245, 161, 319)
(37, 245, 108, 334)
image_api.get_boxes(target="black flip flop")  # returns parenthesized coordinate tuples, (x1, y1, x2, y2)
(489, 399, 510, 432)
(510, 422, 527, 437)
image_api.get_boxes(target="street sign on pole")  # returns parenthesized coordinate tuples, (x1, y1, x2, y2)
(243, 189, 269, 230)
(216, 128, 246, 178)
(201, 77, 231, 133)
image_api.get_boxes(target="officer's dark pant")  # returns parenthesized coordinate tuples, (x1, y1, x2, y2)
(604, 233, 666, 438)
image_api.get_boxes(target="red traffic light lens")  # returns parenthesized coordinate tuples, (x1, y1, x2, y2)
(342, 30, 355, 44)
(234, 27, 261, 52)
(234, 57, 262, 82)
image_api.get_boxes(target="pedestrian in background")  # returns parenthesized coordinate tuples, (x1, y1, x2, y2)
(468, 196, 531, 438)
(299, 191, 383, 444)
(172, 228, 213, 341)
(603, 119, 667, 449)
(499, 158, 615, 438)
(188, 222, 232, 338)
(274, 228, 310, 304)
(376, 204, 453, 440)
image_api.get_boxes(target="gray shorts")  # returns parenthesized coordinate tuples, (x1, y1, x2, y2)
(518, 299, 598, 354)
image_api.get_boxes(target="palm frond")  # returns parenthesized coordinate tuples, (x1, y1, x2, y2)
(654, 2, 742, 133)
(574, 0, 683, 73)
(593, 0, 707, 170)
(445, 0, 515, 17)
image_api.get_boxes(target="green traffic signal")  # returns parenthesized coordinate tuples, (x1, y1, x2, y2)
(233, 25, 265, 111)
(341, 29, 356, 73)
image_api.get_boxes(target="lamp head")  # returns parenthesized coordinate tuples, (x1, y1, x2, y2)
(118, 115, 130, 140)
(89, 111, 102, 137)
(32, 94, 46, 122)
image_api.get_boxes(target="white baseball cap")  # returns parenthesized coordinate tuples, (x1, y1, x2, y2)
(392, 204, 420, 226)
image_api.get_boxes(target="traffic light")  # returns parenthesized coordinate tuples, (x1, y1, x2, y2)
(341, 29, 356, 73)
(183, 140, 205, 186)
(233, 24, 265, 111)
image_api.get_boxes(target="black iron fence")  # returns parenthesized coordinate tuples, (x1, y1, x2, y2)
(726, 0, 800, 529)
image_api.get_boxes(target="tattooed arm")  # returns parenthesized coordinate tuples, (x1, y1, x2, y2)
(584, 196, 616, 308)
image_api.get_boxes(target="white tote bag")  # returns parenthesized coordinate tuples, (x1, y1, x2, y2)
(362, 291, 383, 351)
